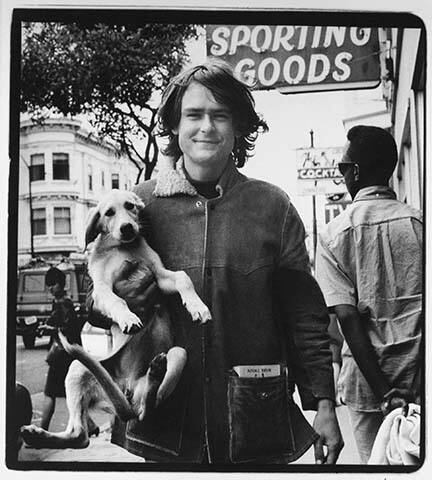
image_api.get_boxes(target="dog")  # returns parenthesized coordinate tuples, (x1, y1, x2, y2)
(21, 189, 211, 449)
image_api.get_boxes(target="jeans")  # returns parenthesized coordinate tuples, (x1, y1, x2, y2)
(348, 408, 384, 464)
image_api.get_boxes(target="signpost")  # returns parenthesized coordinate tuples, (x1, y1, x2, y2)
(325, 196, 351, 224)
(206, 25, 381, 92)
(296, 139, 346, 263)
(296, 145, 345, 196)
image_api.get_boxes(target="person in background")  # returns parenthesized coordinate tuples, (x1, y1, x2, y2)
(315, 125, 423, 464)
(12, 383, 33, 457)
(41, 267, 99, 436)
(89, 59, 343, 465)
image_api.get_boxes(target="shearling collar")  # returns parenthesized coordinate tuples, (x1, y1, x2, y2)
(154, 156, 241, 198)
(153, 157, 198, 197)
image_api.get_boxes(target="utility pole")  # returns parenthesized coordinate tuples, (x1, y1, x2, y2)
(310, 129, 317, 267)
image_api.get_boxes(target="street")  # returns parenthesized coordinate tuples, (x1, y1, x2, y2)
(14, 328, 359, 465)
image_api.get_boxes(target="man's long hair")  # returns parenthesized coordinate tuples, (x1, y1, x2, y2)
(156, 59, 268, 168)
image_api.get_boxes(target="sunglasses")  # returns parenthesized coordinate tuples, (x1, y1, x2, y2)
(338, 162, 359, 176)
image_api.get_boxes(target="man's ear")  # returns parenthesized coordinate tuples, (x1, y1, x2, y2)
(85, 207, 101, 248)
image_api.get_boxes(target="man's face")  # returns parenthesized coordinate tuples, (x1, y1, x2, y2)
(173, 81, 236, 178)
(339, 141, 359, 199)
(48, 282, 63, 297)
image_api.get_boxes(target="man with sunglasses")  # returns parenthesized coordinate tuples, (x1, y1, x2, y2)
(315, 125, 423, 464)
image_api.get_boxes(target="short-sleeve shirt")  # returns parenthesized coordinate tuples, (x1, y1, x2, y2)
(316, 186, 423, 411)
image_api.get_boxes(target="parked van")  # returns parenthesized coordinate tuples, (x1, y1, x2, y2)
(16, 258, 89, 348)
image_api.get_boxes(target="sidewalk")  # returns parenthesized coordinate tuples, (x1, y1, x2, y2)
(18, 328, 359, 465)
(19, 398, 358, 464)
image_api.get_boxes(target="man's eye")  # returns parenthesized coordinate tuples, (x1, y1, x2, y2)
(105, 208, 115, 217)
(124, 202, 135, 210)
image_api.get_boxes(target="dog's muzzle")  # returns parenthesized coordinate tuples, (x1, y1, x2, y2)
(120, 223, 138, 242)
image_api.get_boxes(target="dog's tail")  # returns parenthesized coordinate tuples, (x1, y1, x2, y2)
(59, 331, 136, 421)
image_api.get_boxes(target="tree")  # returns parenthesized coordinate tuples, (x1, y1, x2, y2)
(21, 22, 200, 182)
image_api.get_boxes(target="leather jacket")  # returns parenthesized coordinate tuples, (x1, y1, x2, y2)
(104, 159, 334, 463)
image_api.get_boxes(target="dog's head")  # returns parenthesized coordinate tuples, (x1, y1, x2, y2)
(85, 189, 145, 248)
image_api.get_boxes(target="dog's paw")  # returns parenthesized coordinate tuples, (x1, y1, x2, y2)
(20, 425, 54, 448)
(148, 352, 168, 382)
(118, 312, 143, 334)
(133, 353, 168, 421)
(183, 296, 212, 324)
(20, 425, 42, 446)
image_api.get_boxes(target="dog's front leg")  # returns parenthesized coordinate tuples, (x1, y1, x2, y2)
(92, 279, 143, 334)
(142, 243, 211, 324)
(161, 270, 212, 324)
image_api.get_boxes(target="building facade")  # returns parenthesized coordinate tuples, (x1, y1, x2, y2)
(343, 27, 425, 210)
(386, 27, 425, 211)
(18, 118, 139, 265)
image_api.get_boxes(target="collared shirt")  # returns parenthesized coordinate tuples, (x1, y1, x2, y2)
(316, 186, 423, 411)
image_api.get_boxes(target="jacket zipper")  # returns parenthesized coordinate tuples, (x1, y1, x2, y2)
(201, 199, 211, 463)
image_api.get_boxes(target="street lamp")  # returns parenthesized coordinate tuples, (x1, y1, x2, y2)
(20, 155, 35, 258)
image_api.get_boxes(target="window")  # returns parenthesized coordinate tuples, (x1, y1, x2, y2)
(23, 274, 46, 292)
(54, 207, 71, 234)
(32, 208, 46, 235)
(88, 165, 93, 191)
(30, 154, 45, 181)
(101, 170, 105, 188)
(52, 153, 70, 180)
(111, 173, 119, 189)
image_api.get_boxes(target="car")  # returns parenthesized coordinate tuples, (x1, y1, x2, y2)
(16, 258, 90, 349)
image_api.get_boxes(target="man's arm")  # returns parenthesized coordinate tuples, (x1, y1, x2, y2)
(274, 268, 335, 408)
(274, 268, 343, 464)
(333, 304, 414, 414)
(333, 304, 390, 398)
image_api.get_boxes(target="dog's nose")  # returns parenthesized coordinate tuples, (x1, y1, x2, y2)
(120, 223, 136, 240)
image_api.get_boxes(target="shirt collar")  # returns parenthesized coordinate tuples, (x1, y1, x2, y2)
(353, 185, 397, 202)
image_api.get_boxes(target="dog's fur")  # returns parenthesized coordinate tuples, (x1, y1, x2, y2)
(21, 189, 211, 449)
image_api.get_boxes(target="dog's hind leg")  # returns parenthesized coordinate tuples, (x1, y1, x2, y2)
(21, 361, 108, 449)
(131, 352, 167, 421)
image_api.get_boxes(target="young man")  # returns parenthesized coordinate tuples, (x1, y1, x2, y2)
(315, 125, 423, 463)
(99, 60, 343, 465)
(41, 267, 99, 435)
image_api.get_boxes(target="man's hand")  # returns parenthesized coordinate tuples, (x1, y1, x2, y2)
(381, 387, 415, 416)
(313, 398, 344, 464)
(113, 260, 160, 316)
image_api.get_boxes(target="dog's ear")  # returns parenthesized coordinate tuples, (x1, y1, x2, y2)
(85, 207, 101, 248)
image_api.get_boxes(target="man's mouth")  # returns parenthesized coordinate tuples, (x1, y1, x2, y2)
(193, 139, 219, 144)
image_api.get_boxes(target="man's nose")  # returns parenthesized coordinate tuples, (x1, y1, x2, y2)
(200, 115, 215, 132)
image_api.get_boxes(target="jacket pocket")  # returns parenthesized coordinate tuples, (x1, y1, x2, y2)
(227, 369, 295, 463)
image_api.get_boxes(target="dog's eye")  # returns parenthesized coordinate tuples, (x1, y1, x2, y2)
(124, 201, 135, 211)
(105, 208, 115, 217)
